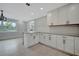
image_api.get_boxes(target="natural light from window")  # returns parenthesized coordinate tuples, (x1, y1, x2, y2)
(0, 21, 16, 32)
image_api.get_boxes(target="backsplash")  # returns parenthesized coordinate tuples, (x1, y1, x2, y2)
(50, 25, 79, 35)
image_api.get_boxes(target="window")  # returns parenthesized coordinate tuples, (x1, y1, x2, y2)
(0, 21, 16, 32)
(0, 21, 1, 25)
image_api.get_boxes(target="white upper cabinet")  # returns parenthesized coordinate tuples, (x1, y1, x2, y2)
(35, 16, 49, 32)
(47, 4, 79, 26)
(26, 21, 35, 33)
(58, 5, 69, 25)
(68, 4, 79, 24)
(47, 9, 59, 25)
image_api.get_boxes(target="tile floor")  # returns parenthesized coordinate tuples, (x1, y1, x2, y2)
(0, 39, 69, 56)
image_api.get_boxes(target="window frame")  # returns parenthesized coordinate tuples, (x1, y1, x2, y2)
(0, 18, 17, 32)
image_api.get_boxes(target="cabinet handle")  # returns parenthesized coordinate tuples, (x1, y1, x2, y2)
(43, 36, 45, 39)
(33, 36, 35, 39)
(63, 40, 65, 44)
(49, 36, 51, 40)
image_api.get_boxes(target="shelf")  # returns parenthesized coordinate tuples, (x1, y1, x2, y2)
(49, 24, 79, 27)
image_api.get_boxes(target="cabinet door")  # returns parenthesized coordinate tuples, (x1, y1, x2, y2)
(34, 33, 39, 44)
(57, 35, 64, 50)
(39, 33, 51, 46)
(47, 9, 58, 25)
(58, 5, 69, 25)
(24, 34, 28, 47)
(68, 4, 79, 24)
(75, 37, 79, 55)
(50, 35, 57, 48)
(42, 34, 50, 45)
(27, 34, 33, 47)
(24, 34, 33, 47)
(39, 33, 44, 43)
(31, 34, 39, 46)
(64, 36, 74, 54)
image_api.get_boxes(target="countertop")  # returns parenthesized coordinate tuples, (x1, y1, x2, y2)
(24, 32, 79, 37)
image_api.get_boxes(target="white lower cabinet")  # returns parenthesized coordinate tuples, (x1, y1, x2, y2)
(34, 33, 39, 44)
(24, 33, 39, 47)
(50, 35, 57, 48)
(30, 33, 39, 46)
(24, 34, 31, 47)
(56, 35, 74, 54)
(64, 36, 74, 54)
(39, 33, 45, 44)
(56, 35, 64, 50)
(24, 33, 79, 55)
(44, 34, 51, 45)
(24, 34, 28, 47)
(26, 34, 33, 47)
(39, 33, 50, 45)
(75, 37, 79, 55)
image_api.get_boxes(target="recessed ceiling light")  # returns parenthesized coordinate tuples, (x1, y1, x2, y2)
(40, 8, 43, 10)
(31, 12, 34, 15)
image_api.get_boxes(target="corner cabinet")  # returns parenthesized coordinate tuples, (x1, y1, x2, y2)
(24, 33, 39, 47)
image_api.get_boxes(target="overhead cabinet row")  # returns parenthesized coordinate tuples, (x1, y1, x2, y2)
(47, 4, 79, 25)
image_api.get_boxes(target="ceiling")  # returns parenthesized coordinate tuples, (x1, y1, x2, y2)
(0, 3, 68, 22)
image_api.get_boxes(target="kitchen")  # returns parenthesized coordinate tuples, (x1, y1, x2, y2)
(0, 3, 79, 56)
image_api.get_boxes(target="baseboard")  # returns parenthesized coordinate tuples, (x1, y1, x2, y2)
(39, 42, 77, 56)
(27, 42, 77, 56)
(27, 42, 40, 48)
